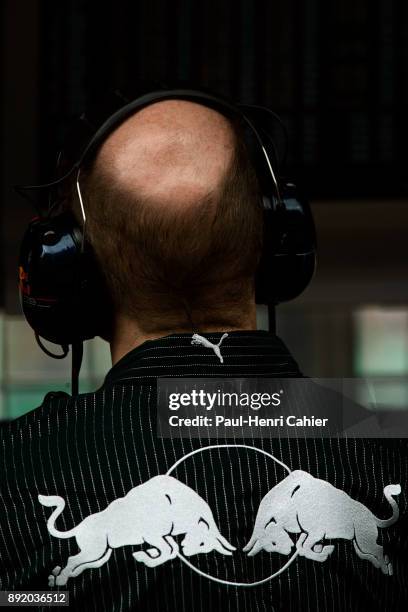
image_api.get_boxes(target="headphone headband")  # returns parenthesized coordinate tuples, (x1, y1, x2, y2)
(74, 89, 283, 209)
(16, 89, 284, 213)
(77, 89, 241, 166)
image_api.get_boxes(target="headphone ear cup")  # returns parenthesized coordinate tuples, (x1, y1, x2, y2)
(18, 213, 111, 345)
(255, 184, 317, 304)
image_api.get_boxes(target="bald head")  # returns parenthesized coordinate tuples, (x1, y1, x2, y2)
(93, 100, 236, 210)
(79, 96, 262, 333)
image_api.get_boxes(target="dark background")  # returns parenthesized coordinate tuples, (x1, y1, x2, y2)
(1, 0, 407, 394)
(9, 0, 408, 196)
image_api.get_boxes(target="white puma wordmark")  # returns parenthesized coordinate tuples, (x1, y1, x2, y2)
(191, 333, 229, 363)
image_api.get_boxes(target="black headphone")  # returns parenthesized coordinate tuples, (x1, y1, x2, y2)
(17, 88, 316, 390)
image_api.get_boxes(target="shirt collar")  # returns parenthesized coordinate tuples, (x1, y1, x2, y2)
(104, 330, 302, 386)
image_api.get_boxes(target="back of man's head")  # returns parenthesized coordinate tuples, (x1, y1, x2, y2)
(76, 100, 263, 334)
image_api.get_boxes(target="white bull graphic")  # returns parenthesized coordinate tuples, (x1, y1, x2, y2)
(39, 475, 235, 587)
(244, 470, 400, 576)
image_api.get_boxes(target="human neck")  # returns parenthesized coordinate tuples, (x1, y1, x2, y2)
(110, 308, 257, 365)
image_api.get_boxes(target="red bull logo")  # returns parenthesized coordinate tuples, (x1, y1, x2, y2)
(39, 475, 235, 587)
(244, 469, 400, 576)
(39, 445, 401, 588)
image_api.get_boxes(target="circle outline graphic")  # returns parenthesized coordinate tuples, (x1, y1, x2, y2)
(166, 444, 299, 587)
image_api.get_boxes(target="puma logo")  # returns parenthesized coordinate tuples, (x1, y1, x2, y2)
(191, 333, 228, 363)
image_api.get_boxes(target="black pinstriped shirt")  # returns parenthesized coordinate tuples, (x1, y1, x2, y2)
(0, 331, 407, 611)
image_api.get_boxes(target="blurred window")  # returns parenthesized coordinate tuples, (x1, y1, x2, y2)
(353, 307, 408, 410)
(0, 312, 111, 420)
(353, 307, 408, 376)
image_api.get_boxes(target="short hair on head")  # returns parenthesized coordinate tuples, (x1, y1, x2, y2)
(75, 115, 263, 332)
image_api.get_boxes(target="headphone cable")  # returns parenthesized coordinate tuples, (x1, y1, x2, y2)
(71, 341, 83, 396)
